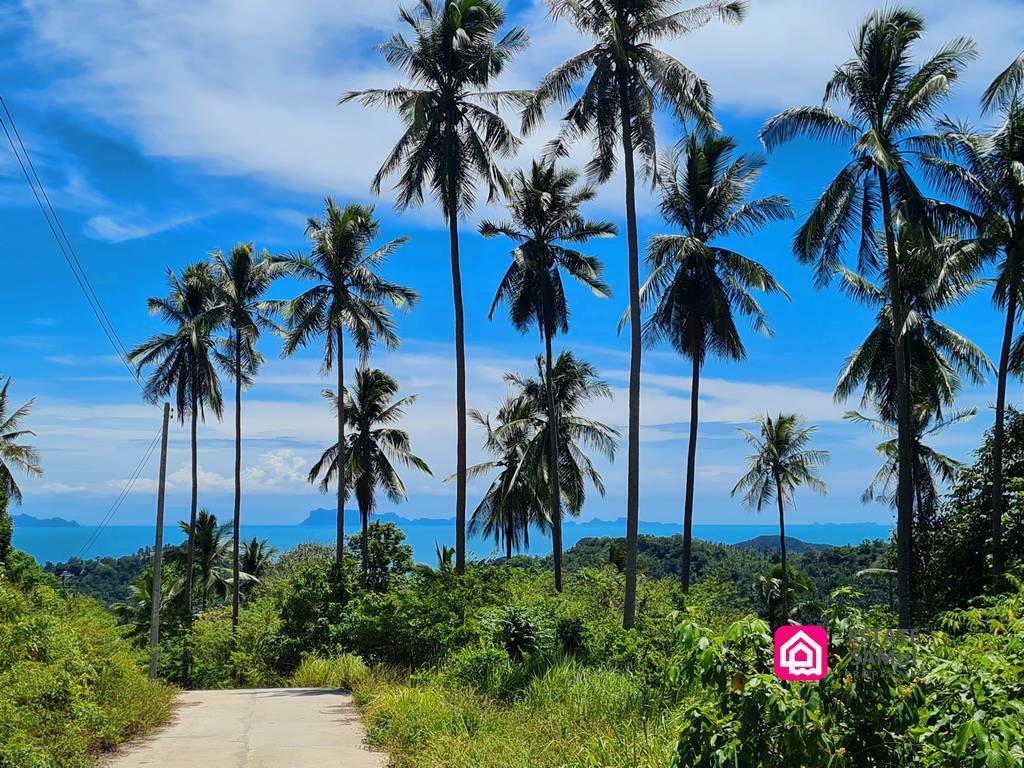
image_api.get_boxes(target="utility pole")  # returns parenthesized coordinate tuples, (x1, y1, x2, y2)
(148, 402, 171, 681)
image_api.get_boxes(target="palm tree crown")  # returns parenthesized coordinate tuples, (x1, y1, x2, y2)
(0, 377, 42, 505)
(484, 160, 615, 337)
(524, 0, 745, 180)
(639, 134, 791, 363)
(342, 0, 528, 218)
(733, 414, 829, 512)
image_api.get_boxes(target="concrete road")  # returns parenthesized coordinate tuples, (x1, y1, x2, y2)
(100, 688, 387, 768)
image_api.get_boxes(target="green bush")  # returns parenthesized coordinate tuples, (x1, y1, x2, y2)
(0, 567, 172, 768)
(289, 652, 369, 689)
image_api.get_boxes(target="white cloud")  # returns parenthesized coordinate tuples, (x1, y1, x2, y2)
(84, 212, 200, 243)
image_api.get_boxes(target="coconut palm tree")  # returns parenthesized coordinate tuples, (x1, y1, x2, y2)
(115, 565, 184, 642)
(0, 377, 42, 505)
(732, 413, 829, 622)
(845, 406, 976, 529)
(343, 0, 528, 574)
(524, 0, 745, 628)
(277, 201, 417, 568)
(482, 159, 614, 589)
(209, 243, 284, 631)
(834, 221, 991, 422)
(168, 509, 237, 612)
(505, 351, 619, 579)
(309, 368, 431, 580)
(636, 134, 791, 593)
(920, 99, 1024, 578)
(466, 396, 545, 562)
(129, 263, 223, 624)
(239, 537, 277, 586)
(755, 564, 813, 629)
(760, 8, 975, 628)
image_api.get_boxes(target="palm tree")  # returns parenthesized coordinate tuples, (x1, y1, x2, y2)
(309, 368, 431, 580)
(209, 243, 283, 631)
(466, 396, 545, 562)
(524, 0, 745, 628)
(482, 159, 614, 589)
(845, 406, 976, 529)
(755, 564, 812, 629)
(732, 413, 829, 622)
(760, 8, 975, 628)
(239, 537, 277, 590)
(130, 263, 223, 623)
(0, 377, 42, 505)
(343, 0, 528, 574)
(115, 565, 184, 641)
(833, 222, 991, 422)
(505, 351, 619, 577)
(636, 134, 791, 593)
(920, 93, 1024, 578)
(169, 509, 236, 612)
(277, 201, 417, 568)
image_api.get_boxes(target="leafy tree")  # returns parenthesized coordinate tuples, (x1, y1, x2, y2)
(761, 8, 976, 627)
(345, 0, 528, 574)
(637, 134, 790, 593)
(525, 0, 745, 629)
(167, 509, 237, 612)
(467, 396, 544, 562)
(921, 80, 1024, 577)
(130, 263, 223, 624)
(239, 537, 277, 589)
(114, 565, 185, 641)
(347, 521, 414, 593)
(209, 243, 284, 630)
(754, 564, 812, 628)
(309, 368, 431, 580)
(732, 413, 829, 622)
(483, 159, 614, 589)
(277, 201, 416, 568)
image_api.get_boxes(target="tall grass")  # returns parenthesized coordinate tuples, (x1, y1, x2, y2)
(289, 652, 369, 690)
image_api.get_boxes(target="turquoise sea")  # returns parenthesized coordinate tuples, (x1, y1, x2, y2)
(13, 519, 893, 566)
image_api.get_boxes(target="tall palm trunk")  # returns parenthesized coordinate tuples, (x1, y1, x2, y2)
(878, 169, 915, 629)
(446, 140, 468, 576)
(618, 68, 643, 631)
(992, 290, 1016, 578)
(506, 520, 513, 562)
(336, 325, 346, 567)
(359, 495, 370, 581)
(182, 388, 198, 682)
(775, 470, 789, 627)
(231, 330, 242, 631)
(544, 329, 564, 592)
(681, 339, 701, 592)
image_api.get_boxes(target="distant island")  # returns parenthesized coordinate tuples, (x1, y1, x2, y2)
(733, 535, 832, 553)
(12, 513, 80, 528)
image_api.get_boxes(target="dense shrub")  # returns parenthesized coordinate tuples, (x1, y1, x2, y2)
(289, 652, 369, 689)
(0, 559, 172, 768)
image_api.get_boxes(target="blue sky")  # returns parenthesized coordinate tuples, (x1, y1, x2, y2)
(2, 0, 1023, 528)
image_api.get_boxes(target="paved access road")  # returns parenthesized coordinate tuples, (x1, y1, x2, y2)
(100, 688, 387, 767)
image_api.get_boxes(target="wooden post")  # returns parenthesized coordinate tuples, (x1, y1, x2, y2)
(148, 402, 171, 681)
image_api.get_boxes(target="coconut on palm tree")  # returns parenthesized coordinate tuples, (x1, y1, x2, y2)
(482, 159, 614, 589)
(504, 351, 619, 565)
(732, 413, 829, 624)
(343, 0, 528, 574)
(309, 368, 431, 582)
(760, 8, 976, 627)
(635, 134, 790, 593)
(920, 94, 1024, 578)
(467, 396, 544, 562)
(277, 201, 417, 568)
(129, 263, 223, 625)
(209, 243, 284, 630)
(524, 0, 745, 628)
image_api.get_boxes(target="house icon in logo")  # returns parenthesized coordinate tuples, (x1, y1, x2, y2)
(774, 625, 828, 680)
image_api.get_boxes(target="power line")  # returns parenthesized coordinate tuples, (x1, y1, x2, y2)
(0, 94, 141, 387)
(71, 425, 164, 561)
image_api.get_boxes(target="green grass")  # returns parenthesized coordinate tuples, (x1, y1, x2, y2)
(289, 652, 369, 690)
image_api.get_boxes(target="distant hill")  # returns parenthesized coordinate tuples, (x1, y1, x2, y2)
(12, 513, 80, 528)
(733, 535, 831, 554)
(300, 508, 452, 527)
